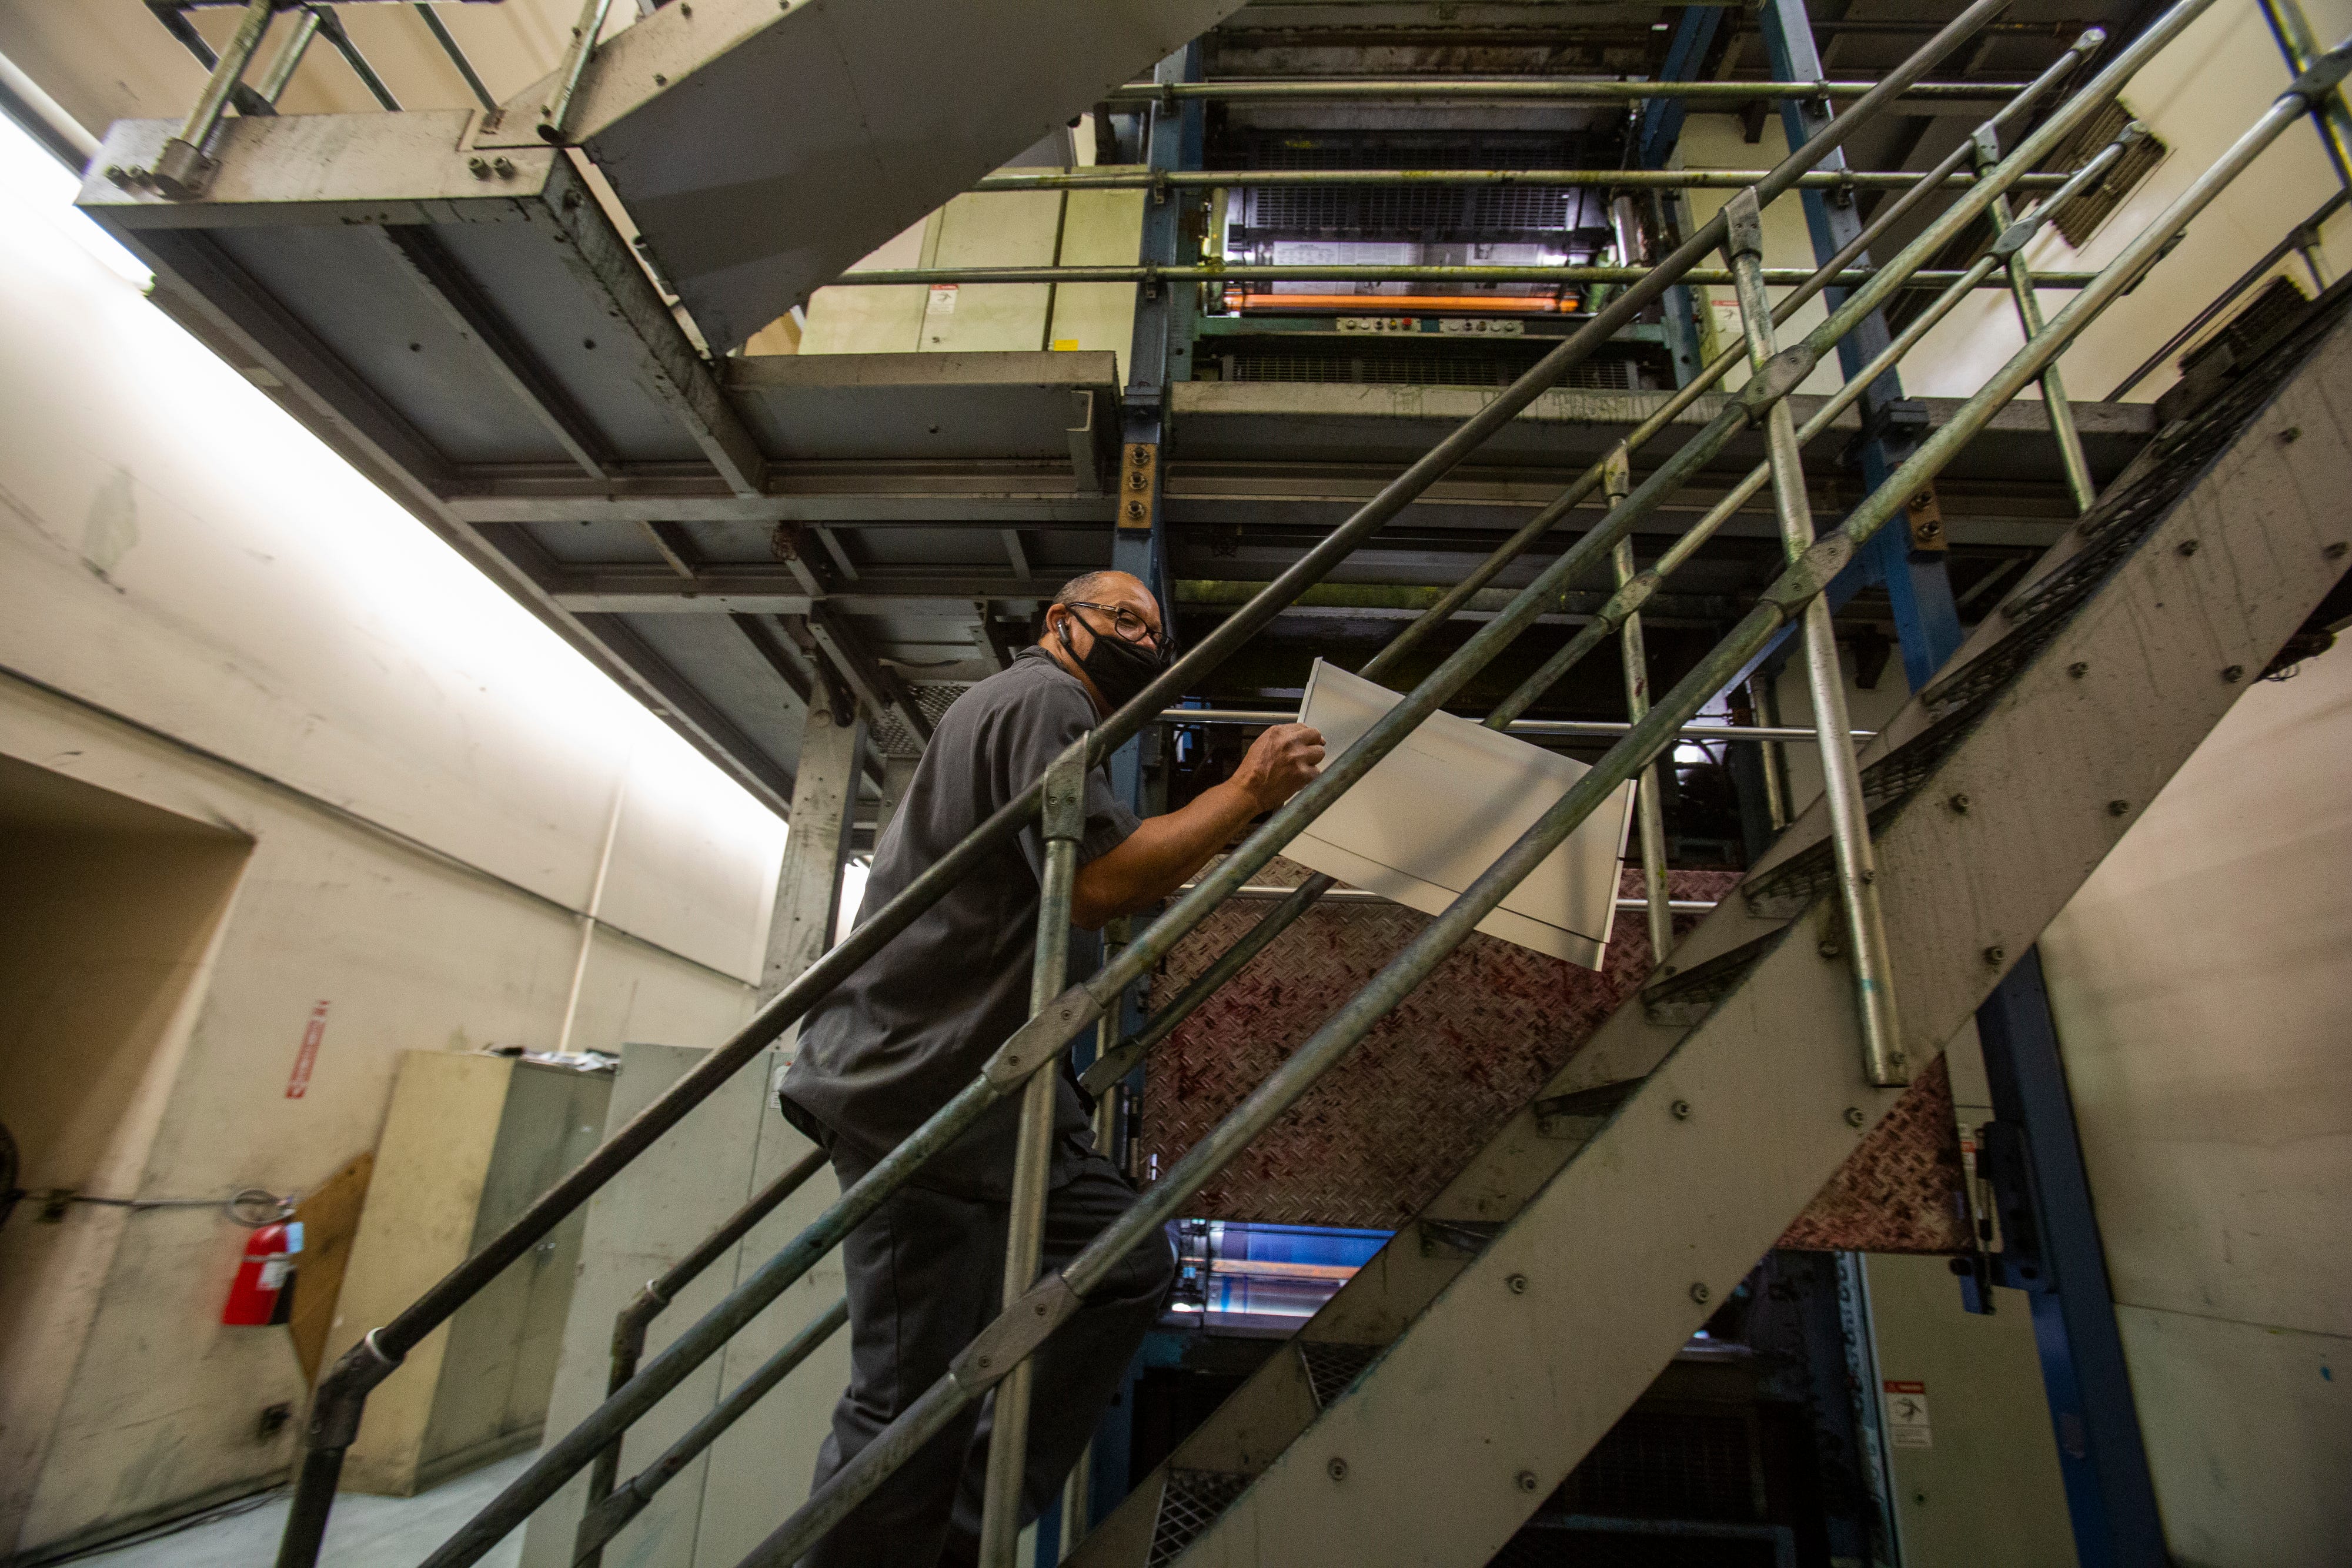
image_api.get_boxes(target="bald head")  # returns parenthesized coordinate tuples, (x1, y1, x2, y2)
(1053, 569, 1148, 607)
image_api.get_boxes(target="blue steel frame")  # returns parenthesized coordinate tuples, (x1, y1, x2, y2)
(1971, 952, 2169, 1566)
(1639, 5, 1723, 388)
(1756, 0, 1963, 688)
(1749, 5, 2166, 1562)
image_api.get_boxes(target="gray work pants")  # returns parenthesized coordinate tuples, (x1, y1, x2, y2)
(804, 1144, 1175, 1568)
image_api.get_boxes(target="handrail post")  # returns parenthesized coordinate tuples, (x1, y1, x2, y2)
(1974, 122, 2103, 514)
(538, 0, 616, 143)
(1603, 443, 1675, 965)
(977, 740, 1091, 1567)
(1723, 188, 1907, 1087)
(150, 0, 276, 196)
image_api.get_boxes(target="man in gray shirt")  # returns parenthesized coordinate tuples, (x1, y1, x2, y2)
(780, 570, 1322, 1567)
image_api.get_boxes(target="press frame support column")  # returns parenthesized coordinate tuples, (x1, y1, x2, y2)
(763, 691, 865, 1004)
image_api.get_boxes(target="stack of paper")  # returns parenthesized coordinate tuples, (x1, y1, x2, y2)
(1286, 659, 1636, 969)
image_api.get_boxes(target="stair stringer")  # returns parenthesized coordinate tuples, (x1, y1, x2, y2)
(1057, 300, 2352, 1568)
(1155, 304, 2352, 1567)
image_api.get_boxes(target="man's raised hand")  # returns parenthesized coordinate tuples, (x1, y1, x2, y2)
(1232, 723, 1325, 813)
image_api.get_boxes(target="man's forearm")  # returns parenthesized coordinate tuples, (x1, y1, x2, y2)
(1070, 780, 1262, 930)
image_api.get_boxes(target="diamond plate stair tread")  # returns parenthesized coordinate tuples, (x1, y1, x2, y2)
(1143, 864, 1963, 1249)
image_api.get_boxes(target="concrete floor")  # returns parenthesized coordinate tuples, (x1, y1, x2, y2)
(72, 1453, 531, 1568)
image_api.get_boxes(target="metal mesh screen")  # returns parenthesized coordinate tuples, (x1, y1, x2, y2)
(1221, 345, 1638, 390)
(1488, 1523, 1786, 1568)
(1241, 184, 1587, 235)
(1147, 1470, 1254, 1567)
(1558, 1408, 1762, 1522)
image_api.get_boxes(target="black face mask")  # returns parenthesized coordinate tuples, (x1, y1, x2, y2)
(1057, 614, 1168, 711)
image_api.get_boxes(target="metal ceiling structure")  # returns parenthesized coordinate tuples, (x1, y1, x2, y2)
(74, 0, 2161, 820)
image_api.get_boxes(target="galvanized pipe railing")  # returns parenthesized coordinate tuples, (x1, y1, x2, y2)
(1351, 24, 2106, 682)
(537, 0, 614, 142)
(1725, 184, 1906, 1084)
(251, 6, 320, 106)
(977, 743, 1091, 1566)
(574, 1297, 848, 1560)
(1489, 118, 2146, 733)
(819, 261, 2098, 290)
(1973, 120, 2132, 513)
(1101, 76, 2029, 104)
(149, 0, 276, 196)
(1080, 122, 2116, 1097)
(1081, 24, 2120, 1093)
(375, 10, 2019, 1564)
(737, 39, 2340, 1564)
(975, 168, 2079, 193)
(1604, 443, 1676, 961)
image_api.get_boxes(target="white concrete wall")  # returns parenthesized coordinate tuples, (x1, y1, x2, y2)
(2038, 644, 2352, 1567)
(0, 115, 786, 1558)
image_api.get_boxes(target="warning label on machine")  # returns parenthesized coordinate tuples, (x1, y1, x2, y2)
(1883, 1380, 1933, 1448)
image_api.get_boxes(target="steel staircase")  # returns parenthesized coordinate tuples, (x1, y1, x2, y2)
(61, 0, 2352, 1564)
(1071, 275, 2352, 1567)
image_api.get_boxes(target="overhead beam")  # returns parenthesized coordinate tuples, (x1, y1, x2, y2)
(569, 612, 796, 813)
(805, 602, 932, 748)
(525, 158, 766, 496)
(546, 566, 1041, 613)
(640, 520, 700, 577)
(373, 225, 618, 480)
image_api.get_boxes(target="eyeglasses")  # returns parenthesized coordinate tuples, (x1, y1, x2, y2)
(1060, 600, 1171, 653)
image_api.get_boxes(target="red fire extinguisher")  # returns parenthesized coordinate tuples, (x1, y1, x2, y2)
(222, 1219, 303, 1326)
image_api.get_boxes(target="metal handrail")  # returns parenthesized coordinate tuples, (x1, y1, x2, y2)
(817, 262, 2098, 289)
(734, 35, 2341, 1565)
(1077, 109, 2145, 1101)
(1100, 76, 2030, 103)
(373, 8, 2022, 1565)
(1078, 27, 2120, 1096)
(574, 1148, 828, 1568)
(975, 168, 2078, 193)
